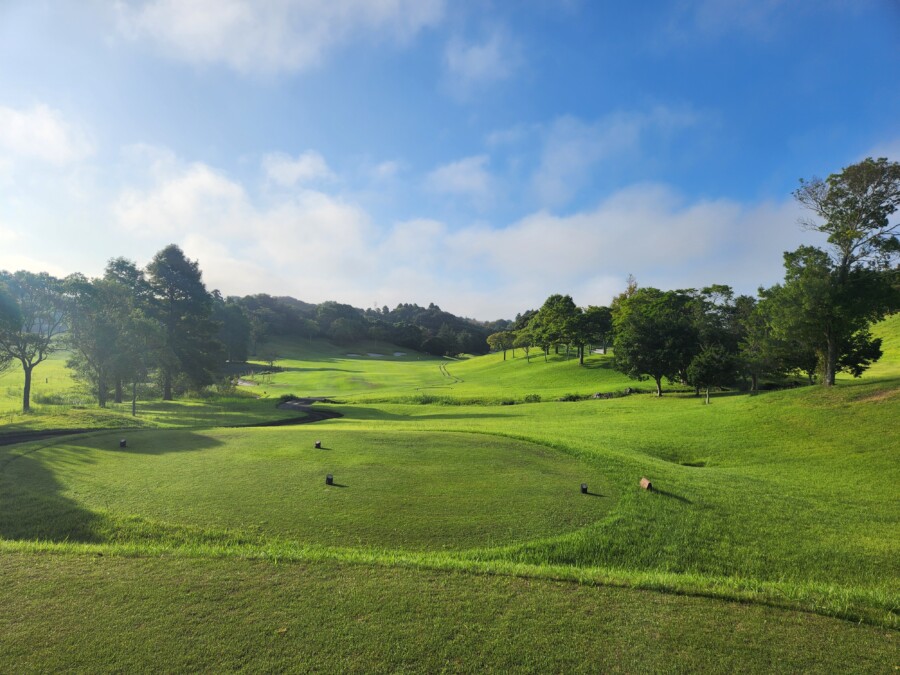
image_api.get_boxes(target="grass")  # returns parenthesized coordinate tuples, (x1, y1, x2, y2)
(2, 428, 612, 550)
(2, 553, 894, 674)
(0, 316, 898, 670)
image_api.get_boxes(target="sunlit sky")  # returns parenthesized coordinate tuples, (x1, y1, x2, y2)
(1, 1, 898, 319)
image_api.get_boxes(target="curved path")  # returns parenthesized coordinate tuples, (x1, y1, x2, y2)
(0, 398, 342, 447)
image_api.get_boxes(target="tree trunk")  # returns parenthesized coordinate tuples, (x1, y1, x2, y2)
(705, 387, 710, 404)
(579, 345, 584, 366)
(22, 364, 33, 413)
(823, 333, 838, 386)
(97, 372, 107, 408)
(114, 378, 123, 404)
(163, 370, 173, 400)
(502, 349, 506, 361)
(132, 381, 137, 417)
(654, 376, 662, 397)
(750, 372, 758, 392)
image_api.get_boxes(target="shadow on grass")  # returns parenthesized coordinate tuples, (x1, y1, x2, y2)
(0, 430, 224, 542)
(345, 406, 523, 422)
(653, 488, 693, 505)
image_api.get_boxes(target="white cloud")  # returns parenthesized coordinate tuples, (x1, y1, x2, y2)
(113, 161, 251, 235)
(263, 151, 334, 186)
(532, 108, 698, 207)
(116, 0, 445, 74)
(106, 147, 817, 319)
(0, 104, 93, 166)
(444, 30, 521, 94)
(425, 154, 492, 199)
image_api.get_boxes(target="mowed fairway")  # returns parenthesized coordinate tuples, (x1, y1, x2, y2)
(0, 316, 898, 671)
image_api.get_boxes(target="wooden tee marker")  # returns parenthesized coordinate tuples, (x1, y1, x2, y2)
(639, 477, 653, 491)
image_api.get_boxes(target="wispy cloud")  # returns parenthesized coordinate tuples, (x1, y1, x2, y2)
(263, 151, 335, 187)
(116, 0, 445, 75)
(0, 103, 94, 166)
(425, 154, 493, 201)
(532, 107, 698, 207)
(444, 30, 522, 96)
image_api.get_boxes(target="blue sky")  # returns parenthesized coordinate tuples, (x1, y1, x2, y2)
(0, 0, 897, 319)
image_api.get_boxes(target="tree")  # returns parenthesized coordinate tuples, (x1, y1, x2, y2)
(513, 329, 533, 363)
(104, 257, 152, 402)
(214, 298, 252, 362)
(687, 344, 739, 404)
(792, 157, 900, 384)
(582, 305, 613, 355)
(0, 271, 67, 412)
(66, 276, 132, 407)
(0, 283, 20, 376)
(612, 288, 697, 396)
(146, 245, 223, 400)
(530, 294, 579, 358)
(765, 246, 892, 384)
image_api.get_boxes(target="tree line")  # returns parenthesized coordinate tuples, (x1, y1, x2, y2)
(486, 158, 899, 399)
(0, 246, 501, 413)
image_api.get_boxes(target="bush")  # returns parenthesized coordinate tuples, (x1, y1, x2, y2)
(523, 394, 541, 403)
(557, 393, 584, 402)
(278, 393, 300, 403)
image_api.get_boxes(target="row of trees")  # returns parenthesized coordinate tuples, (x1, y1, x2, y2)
(0, 245, 223, 413)
(486, 158, 900, 398)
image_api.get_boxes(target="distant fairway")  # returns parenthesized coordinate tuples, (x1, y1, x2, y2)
(2, 428, 613, 550)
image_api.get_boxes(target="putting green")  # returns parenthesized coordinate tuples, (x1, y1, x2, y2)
(8, 428, 614, 550)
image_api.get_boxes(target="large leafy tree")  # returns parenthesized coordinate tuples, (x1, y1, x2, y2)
(146, 245, 222, 400)
(765, 246, 892, 384)
(791, 157, 900, 384)
(612, 287, 697, 396)
(0, 271, 67, 412)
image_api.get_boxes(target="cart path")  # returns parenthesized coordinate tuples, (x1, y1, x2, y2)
(0, 399, 342, 447)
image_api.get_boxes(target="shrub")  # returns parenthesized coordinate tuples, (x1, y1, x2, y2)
(523, 394, 541, 403)
(278, 393, 300, 403)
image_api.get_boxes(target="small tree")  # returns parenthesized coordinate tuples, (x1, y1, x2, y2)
(0, 271, 67, 412)
(687, 344, 739, 404)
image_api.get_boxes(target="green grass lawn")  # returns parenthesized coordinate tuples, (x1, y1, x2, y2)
(1, 316, 898, 670)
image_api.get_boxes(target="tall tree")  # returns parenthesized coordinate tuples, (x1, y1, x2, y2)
(146, 245, 222, 400)
(0, 271, 67, 412)
(66, 276, 130, 407)
(792, 157, 900, 384)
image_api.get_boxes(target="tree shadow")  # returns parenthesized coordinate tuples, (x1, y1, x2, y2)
(344, 406, 522, 422)
(0, 430, 224, 542)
